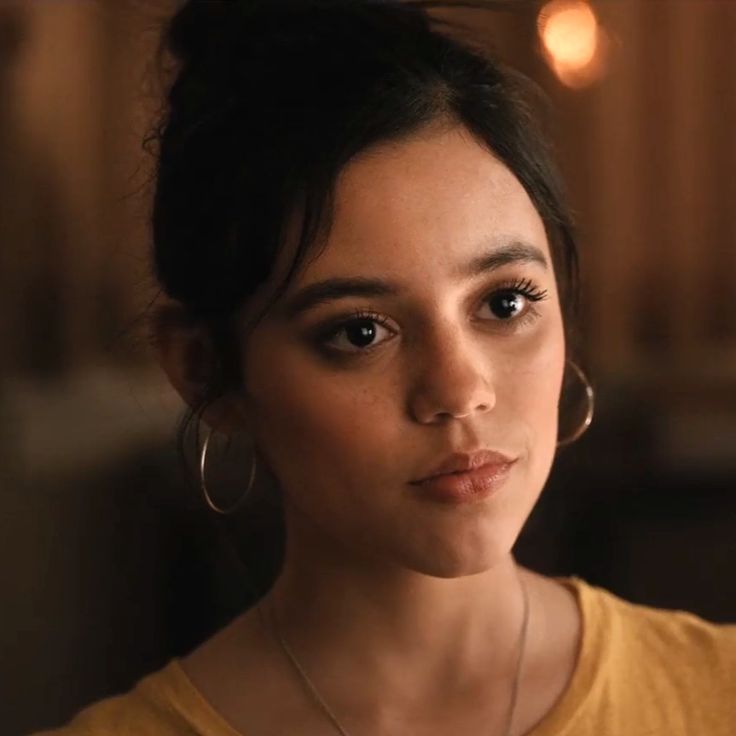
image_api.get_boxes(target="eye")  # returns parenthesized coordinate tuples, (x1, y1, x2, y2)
(487, 291, 526, 320)
(316, 309, 395, 354)
(481, 278, 548, 323)
(314, 278, 549, 356)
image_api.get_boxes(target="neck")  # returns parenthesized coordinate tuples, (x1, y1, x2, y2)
(263, 511, 531, 713)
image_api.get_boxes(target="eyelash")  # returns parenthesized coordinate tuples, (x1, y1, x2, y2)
(314, 278, 550, 357)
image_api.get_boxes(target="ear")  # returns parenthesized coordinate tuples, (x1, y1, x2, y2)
(150, 302, 248, 435)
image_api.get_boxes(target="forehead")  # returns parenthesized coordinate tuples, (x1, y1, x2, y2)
(301, 123, 550, 281)
(242, 124, 553, 328)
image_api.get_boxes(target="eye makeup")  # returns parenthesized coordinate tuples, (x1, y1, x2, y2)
(311, 275, 550, 357)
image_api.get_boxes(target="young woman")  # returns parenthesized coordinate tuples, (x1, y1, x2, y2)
(35, 1, 735, 734)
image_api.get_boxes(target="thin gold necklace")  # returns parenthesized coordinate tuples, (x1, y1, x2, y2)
(258, 568, 530, 736)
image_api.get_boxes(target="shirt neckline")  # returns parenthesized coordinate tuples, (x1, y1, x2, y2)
(144, 574, 603, 736)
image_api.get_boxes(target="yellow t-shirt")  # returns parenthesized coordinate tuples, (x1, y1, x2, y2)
(31, 576, 736, 735)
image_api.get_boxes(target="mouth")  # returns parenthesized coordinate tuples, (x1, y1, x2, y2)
(410, 448, 517, 485)
(410, 460, 516, 504)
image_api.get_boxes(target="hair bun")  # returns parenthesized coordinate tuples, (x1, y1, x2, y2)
(168, 0, 401, 65)
(167, 0, 240, 65)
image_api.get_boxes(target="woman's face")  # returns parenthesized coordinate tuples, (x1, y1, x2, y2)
(237, 124, 565, 578)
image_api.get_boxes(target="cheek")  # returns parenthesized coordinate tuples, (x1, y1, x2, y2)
(510, 321, 565, 475)
(242, 338, 398, 505)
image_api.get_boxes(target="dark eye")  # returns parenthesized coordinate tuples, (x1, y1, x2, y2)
(482, 279, 549, 323)
(317, 310, 394, 354)
(340, 319, 384, 349)
(487, 290, 527, 320)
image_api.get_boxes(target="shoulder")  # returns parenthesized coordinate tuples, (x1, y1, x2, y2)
(528, 576, 736, 736)
(587, 579, 736, 673)
(27, 660, 204, 736)
(571, 577, 736, 721)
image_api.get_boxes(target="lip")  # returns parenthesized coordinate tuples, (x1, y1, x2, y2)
(410, 461, 515, 504)
(411, 449, 517, 484)
(409, 449, 518, 505)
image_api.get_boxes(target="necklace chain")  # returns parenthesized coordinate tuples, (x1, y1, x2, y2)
(258, 568, 530, 736)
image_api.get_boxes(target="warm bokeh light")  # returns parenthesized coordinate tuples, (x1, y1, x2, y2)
(538, 0, 608, 88)
(540, 0, 598, 67)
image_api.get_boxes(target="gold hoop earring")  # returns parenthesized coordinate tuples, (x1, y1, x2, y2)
(557, 360, 595, 447)
(199, 427, 257, 515)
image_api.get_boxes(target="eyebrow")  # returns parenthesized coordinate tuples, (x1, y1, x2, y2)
(280, 239, 549, 320)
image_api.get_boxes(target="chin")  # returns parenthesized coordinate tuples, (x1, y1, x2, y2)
(411, 557, 500, 579)
(391, 526, 516, 579)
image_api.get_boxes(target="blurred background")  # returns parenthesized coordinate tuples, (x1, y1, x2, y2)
(2, 1, 735, 733)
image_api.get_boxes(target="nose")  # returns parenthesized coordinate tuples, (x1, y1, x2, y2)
(408, 327, 496, 424)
